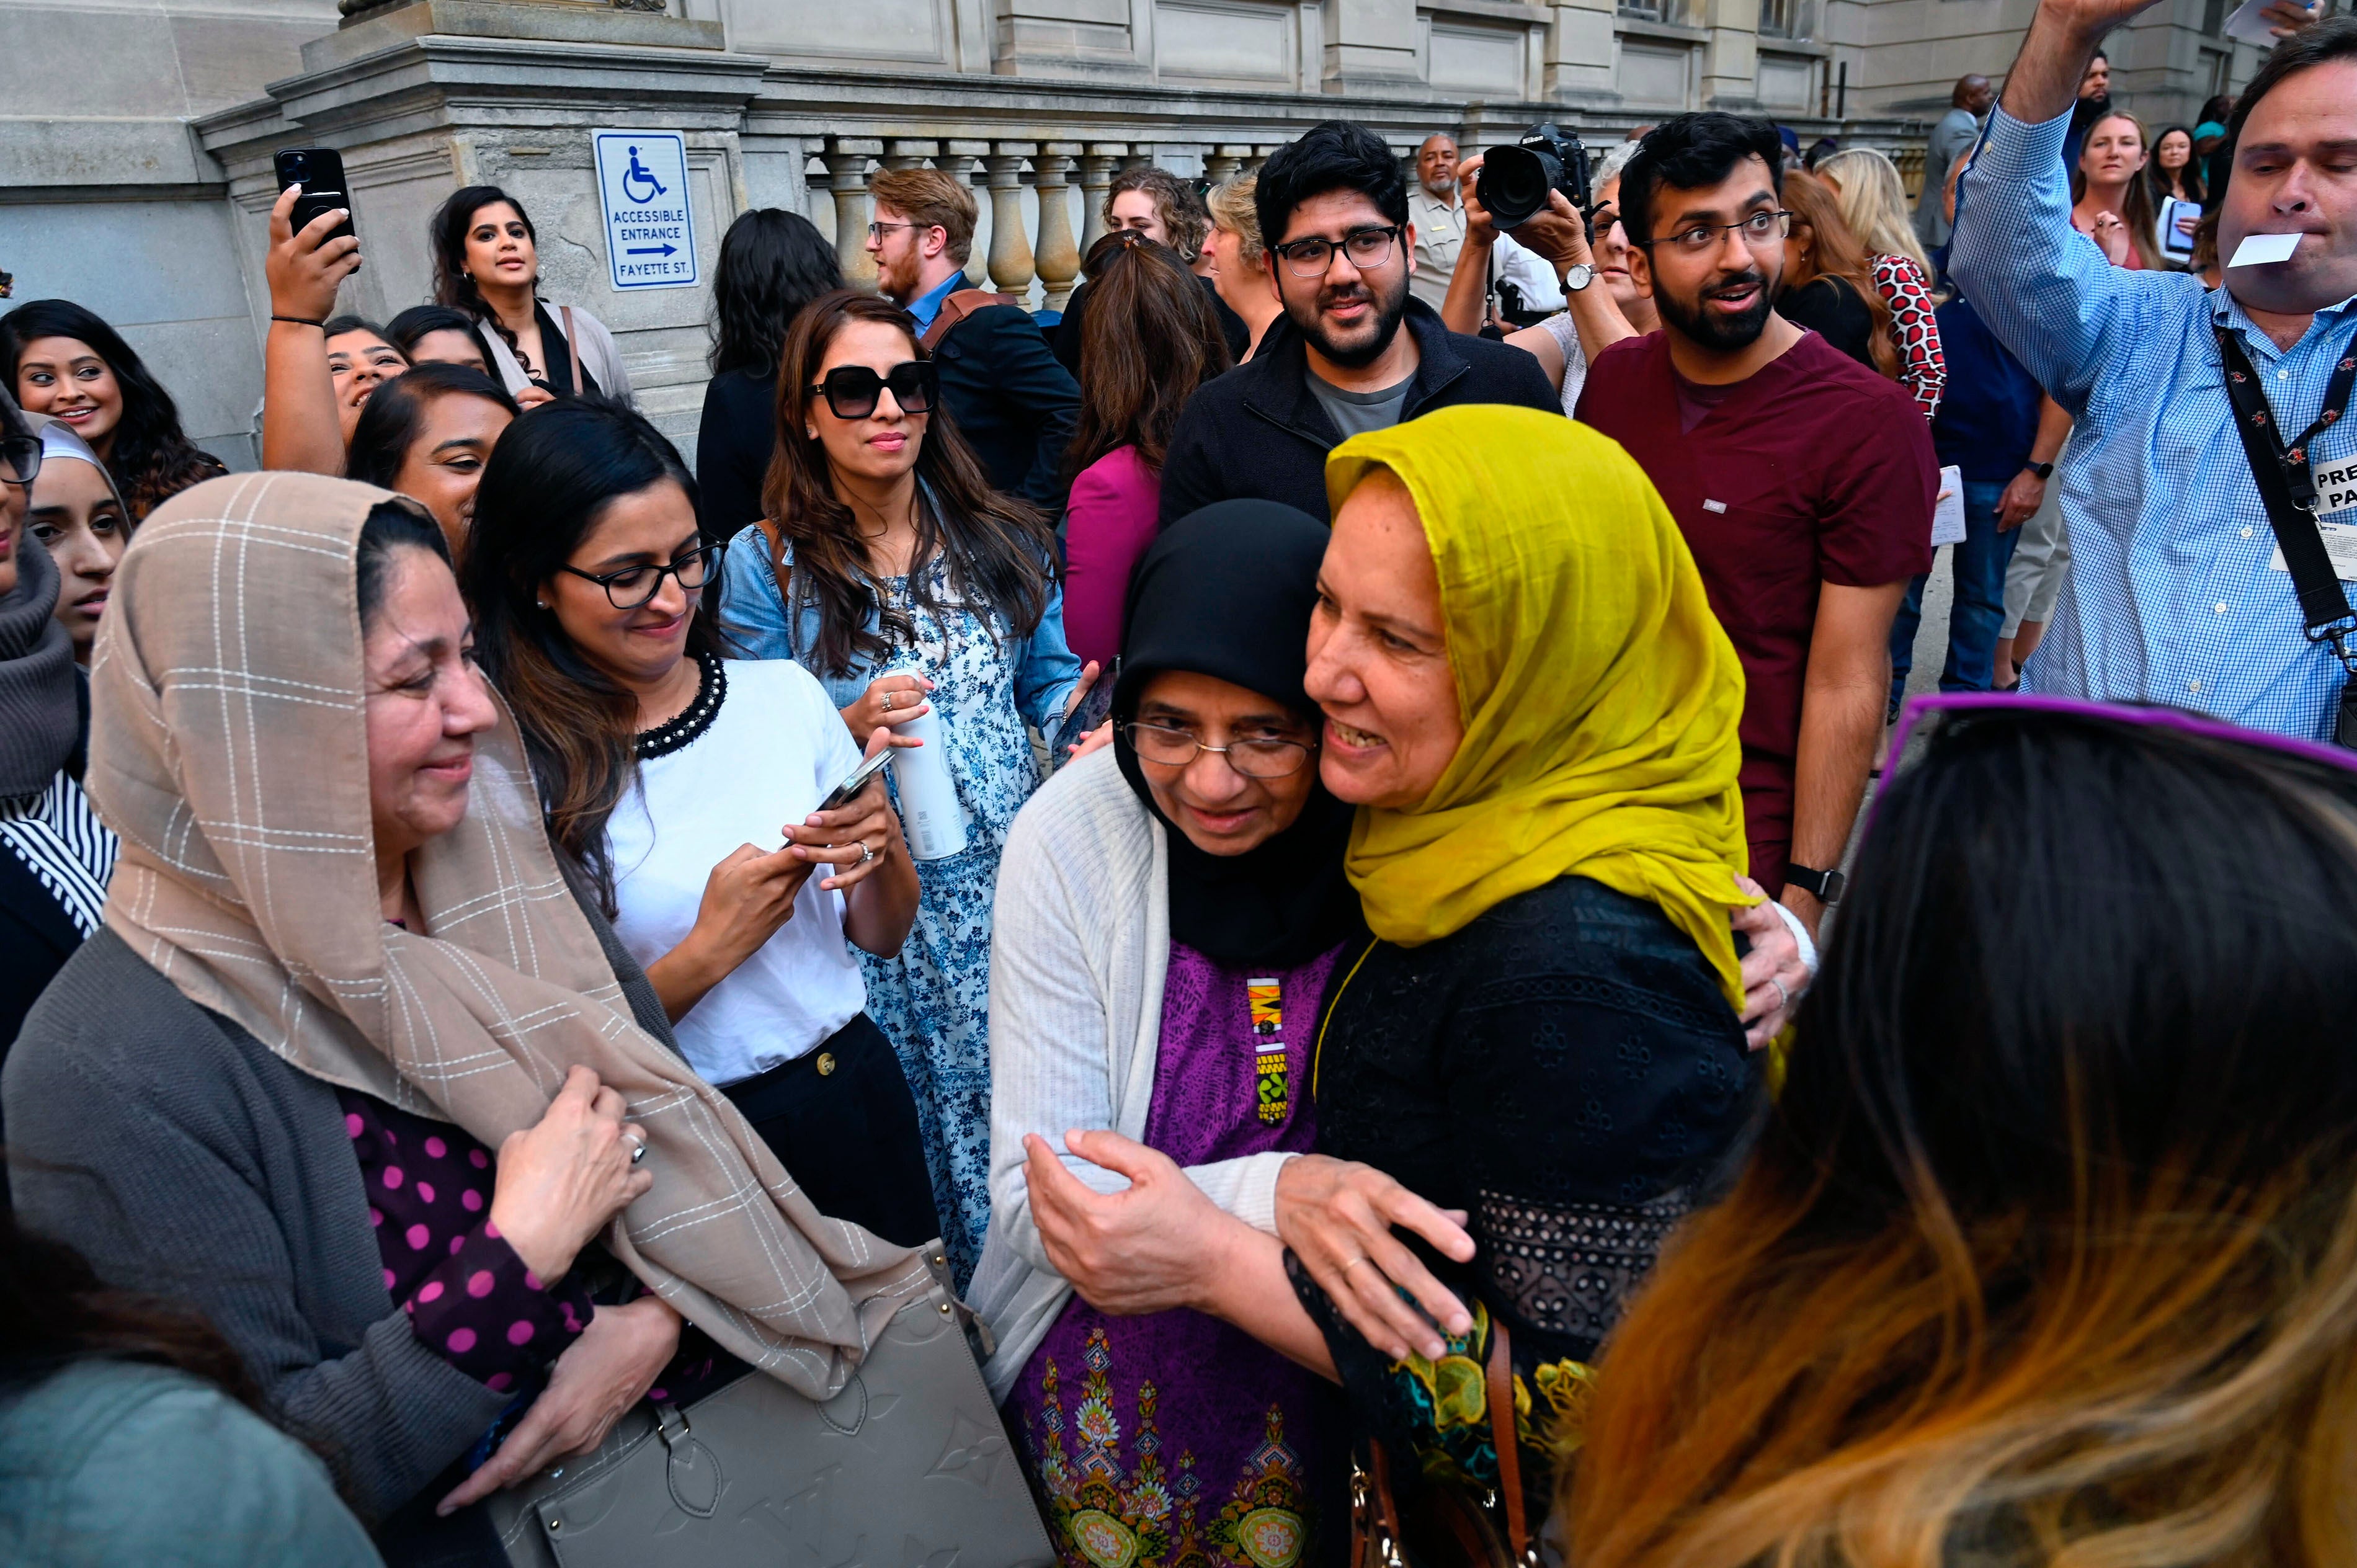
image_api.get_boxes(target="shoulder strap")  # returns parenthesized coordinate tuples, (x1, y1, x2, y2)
(1485, 1314, 1532, 1563)
(918, 287, 1020, 350)
(560, 304, 582, 396)
(2214, 326, 2357, 642)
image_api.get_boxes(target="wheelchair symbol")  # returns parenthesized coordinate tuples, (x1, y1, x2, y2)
(621, 145, 668, 203)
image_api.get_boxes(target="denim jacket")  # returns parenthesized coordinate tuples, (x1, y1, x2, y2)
(718, 521, 1084, 731)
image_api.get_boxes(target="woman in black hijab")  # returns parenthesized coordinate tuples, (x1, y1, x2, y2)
(972, 500, 1356, 1559)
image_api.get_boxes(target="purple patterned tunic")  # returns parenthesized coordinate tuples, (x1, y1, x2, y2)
(1007, 940, 1345, 1568)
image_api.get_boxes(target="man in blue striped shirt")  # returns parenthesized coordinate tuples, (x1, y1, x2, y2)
(1951, 0, 2356, 742)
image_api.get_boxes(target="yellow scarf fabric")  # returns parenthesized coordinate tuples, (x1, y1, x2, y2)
(1324, 406, 1754, 1008)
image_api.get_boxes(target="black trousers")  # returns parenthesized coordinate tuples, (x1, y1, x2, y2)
(719, 1012, 941, 1249)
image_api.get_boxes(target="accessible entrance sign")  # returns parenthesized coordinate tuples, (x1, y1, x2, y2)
(592, 130, 698, 290)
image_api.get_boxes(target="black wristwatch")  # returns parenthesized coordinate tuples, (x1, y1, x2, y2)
(1785, 862, 1845, 904)
(2023, 460, 2054, 480)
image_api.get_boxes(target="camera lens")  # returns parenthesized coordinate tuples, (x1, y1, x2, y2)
(1479, 145, 1557, 230)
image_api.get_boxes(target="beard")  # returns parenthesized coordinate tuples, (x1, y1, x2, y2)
(1289, 267, 1410, 369)
(1654, 265, 1776, 353)
(2072, 91, 2112, 131)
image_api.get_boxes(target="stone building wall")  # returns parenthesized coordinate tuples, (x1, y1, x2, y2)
(0, 0, 2285, 467)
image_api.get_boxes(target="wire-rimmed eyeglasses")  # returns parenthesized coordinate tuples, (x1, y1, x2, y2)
(558, 541, 726, 610)
(1635, 209, 1792, 255)
(1122, 720, 1317, 778)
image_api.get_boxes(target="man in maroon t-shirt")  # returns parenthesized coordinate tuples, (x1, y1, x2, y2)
(1576, 112, 1934, 935)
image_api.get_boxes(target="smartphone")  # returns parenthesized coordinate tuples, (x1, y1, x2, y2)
(816, 747, 895, 814)
(272, 146, 357, 247)
(1050, 674, 1116, 767)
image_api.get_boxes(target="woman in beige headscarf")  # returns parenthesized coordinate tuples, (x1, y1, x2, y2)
(2, 472, 934, 1554)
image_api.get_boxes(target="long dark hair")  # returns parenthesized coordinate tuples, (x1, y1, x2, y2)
(1064, 233, 1231, 483)
(345, 363, 519, 488)
(709, 208, 841, 378)
(430, 185, 539, 369)
(1571, 708, 2357, 1566)
(462, 398, 719, 910)
(2148, 123, 2204, 205)
(0, 1205, 263, 1407)
(0, 298, 224, 522)
(758, 290, 1057, 677)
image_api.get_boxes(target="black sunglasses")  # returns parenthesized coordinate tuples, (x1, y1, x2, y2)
(808, 361, 938, 421)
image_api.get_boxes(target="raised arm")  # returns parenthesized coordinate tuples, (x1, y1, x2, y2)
(1950, 0, 2180, 406)
(261, 185, 363, 476)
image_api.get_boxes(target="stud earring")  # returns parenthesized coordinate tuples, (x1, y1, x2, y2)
(806, 429, 818, 440)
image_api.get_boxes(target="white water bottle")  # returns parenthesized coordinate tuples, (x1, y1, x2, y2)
(888, 687, 969, 861)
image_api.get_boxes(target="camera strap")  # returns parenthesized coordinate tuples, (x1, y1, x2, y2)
(2214, 324, 2357, 747)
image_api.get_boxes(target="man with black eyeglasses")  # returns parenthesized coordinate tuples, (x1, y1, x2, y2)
(1158, 120, 1558, 524)
(1575, 113, 1935, 935)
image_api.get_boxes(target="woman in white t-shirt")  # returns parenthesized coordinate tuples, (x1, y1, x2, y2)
(463, 397, 940, 1247)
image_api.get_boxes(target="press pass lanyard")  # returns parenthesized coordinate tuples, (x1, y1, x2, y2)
(2216, 325, 2357, 743)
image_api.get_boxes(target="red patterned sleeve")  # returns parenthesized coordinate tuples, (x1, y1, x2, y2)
(1874, 254, 1945, 421)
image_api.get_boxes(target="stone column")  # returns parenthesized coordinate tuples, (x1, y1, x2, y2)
(882, 139, 938, 171)
(1205, 145, 1249, 185)
(1078, 145, 1124, 264)
(982, 145, 1039, 300)
(824, 138, 883, 291)
(1033, 143, 1082, 313)
(943, 140, 992, 286)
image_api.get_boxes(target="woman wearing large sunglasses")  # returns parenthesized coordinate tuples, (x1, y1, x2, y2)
(464, 396, 943, 1250)
(719, 290, 1097, 1289)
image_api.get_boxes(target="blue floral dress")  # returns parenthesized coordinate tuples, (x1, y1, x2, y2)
(719, 523, 1082, 1286)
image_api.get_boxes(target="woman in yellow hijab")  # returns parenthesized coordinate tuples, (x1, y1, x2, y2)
(1017, 406, 1782, 1556)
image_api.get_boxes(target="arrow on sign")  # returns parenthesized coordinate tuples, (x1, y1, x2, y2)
(626, 243, 678, 257)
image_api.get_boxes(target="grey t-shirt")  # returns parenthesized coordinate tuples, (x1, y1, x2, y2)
(1307, 370, 1412, 440)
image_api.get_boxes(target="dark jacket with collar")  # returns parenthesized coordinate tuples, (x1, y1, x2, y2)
(1157, 296, 1562, 525)
(930, 300, 1082, 510)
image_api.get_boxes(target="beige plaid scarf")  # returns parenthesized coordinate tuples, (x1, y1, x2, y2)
(89, 471, 931, 1396)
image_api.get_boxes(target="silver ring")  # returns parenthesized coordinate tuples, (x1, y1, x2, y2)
(880, 691, 895, 712)
(1770, 977, 1790, 1011)
(628, 1137, 648, 1165)
(855, 842, 875, 866)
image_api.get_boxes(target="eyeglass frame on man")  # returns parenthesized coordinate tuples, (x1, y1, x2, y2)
(865, 220, 925, 243)
(1634, 208, 1792, 256)
(1121, 719, 1318, 778)
(1270, 224, 1408, 279)
(806, 360, 940, 422)
(557, 540, 727, 610)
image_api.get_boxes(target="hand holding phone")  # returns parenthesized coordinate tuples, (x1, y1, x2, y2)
(273, 148, 358, 250)
(791, 730, 903, 893)
(816, 746, 894, 814)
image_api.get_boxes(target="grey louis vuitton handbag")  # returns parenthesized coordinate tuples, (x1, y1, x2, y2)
(491, 1251, 1054, 1566)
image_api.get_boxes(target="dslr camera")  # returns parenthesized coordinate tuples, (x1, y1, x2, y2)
(1475, 123, 1594, 231)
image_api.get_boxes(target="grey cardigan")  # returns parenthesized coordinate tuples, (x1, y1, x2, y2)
(966, 750, 1294, 1400)
(1, 906, 679, 1525)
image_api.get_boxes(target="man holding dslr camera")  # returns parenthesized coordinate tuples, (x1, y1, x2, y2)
(1575, 113, 1936, 933)
(1158, 119, 1557, 524)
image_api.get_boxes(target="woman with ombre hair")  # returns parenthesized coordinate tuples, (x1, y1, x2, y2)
(1569, 698, 2357, 1568)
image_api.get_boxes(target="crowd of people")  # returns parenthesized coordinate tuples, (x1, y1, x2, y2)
(5, 0, 2357, 1559)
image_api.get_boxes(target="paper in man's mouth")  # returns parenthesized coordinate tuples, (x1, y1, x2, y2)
(2229, 231, 2304, 268)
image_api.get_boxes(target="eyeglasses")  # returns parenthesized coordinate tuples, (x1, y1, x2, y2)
(1637, 209, 1791, 255)
(0, 432, 38, 488)
(865, 221, 920, 241)
(809, 360, 939, 421)
(1272, 225, 1406, 278)
(1121, 720, 1316, 778)
(558, 540, 725, 610)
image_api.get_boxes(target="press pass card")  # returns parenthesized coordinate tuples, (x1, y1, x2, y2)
(2268, 456, 2357, 581)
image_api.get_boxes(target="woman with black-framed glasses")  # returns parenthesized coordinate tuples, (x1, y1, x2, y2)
(717, 288, 1098, 1290)
(463, 395, 942, 1251)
